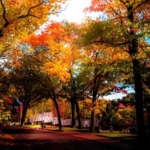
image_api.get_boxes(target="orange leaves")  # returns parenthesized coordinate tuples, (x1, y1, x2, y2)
(24, 22, 74, 82)
(28, 33, 49, 48)
(5, 0, 22, 7)
(43, 61, 70, 82)
(45, 22, 73, 43)
(46, 22, 66, 41)
(27, 22, 73, 48)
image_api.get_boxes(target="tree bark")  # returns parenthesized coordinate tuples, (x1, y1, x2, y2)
(131, 56, 146, 149)
(90, 67, 98, 132)
(71, 99, 76, 127)
(127, 4, 146, 149)
(53, 98, 62, 131)
(75, 99, 82, 129)
(20, 99, 30, 126)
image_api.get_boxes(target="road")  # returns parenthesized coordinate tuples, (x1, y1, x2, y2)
(0, 126, 136, 150)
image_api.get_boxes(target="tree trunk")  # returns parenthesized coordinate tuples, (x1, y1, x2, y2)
(90, 66, 98, 132)
(131, 57, 146, 148)
(53, 98, 62, 131)
(20, 106, 27, 126)
(89, 85, 97, 132)
(20, 100, 29, 126)
(90, 110, 95, 132)
(127, 4, 146, 149)
(71, 79, 82, 128)
(71, 98, 76, 127)
(75, 99, 82, 129)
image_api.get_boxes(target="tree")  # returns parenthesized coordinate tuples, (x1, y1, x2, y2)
(0, 0, 67, 71)
(75, 37, 128, 131)
(0, 96, 12, 124)
(0, 1, 68, 125)
(9, 54, 49, 125)
(116, 105, 136, 130)
(83, 0, 150, 148)
(0, 0, 67, 36)
(23, 21, 72, 130)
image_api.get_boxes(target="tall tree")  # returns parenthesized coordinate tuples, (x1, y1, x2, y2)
(9, 55, 49, 125)
(84, 0, 150, 148)
(24, 22, 72, 130)
(0, 0, 68, 113)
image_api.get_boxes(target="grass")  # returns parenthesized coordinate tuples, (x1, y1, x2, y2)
(24, 124, 41, 129)
(98, 130, 135, 137)
(97, 130, 137, 140)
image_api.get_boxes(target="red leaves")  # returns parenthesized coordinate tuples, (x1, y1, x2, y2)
(3, 96, 13, 104)
(45, 22, 73, 42)
(27, 22, 71, 48)
(28, 34, 49, 48)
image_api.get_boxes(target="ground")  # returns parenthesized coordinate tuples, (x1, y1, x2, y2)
(0, 125, 148, 150)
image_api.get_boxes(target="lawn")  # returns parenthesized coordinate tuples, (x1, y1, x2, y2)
(97, 130, 136, 140)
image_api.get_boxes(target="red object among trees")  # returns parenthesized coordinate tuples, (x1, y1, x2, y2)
(118, 103, 126, 109)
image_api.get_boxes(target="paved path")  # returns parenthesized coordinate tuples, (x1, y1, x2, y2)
(0, 126, 136, 150)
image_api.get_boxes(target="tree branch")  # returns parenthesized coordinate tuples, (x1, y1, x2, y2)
(133, 0, 150, 12)
(0, 0, 9, 27)
(17, 1, 44, 19)
(105, 0, 120, 16)
(89, 38, 130, 48)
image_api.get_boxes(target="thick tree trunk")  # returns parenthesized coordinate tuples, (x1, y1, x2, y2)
(71, 98, 75, 127)
(131, 57, 146, 148)
(90, 110, 95, 132)
(127, 4, 146, 149)
(20, 106, 27, 126)
(20, 100, 29, 126)
(71, 79, 82, 128)
(75, 99, 82, 129)
(53, 98, 62, 131)
(20, 94, 30, 126)
(129, 33, 146, 149)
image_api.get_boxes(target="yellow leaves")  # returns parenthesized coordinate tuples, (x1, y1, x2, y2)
(0, 44, 4, 52)
(83, 43, 130, 67)
(111, 51, 129, 62)
(42, 60, 70, 82)
(22, 21, 76, 83)
(1, 0, 68, 39)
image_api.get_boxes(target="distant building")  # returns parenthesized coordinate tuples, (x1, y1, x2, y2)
(32, 112, 53, 123)
(12, 99, 23, 123)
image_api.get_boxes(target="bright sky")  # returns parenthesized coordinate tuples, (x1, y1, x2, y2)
(50, 0, 91, 23)
(37, 0, 92, 34)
